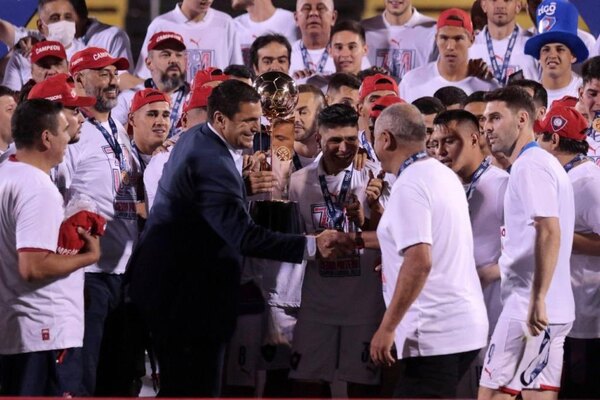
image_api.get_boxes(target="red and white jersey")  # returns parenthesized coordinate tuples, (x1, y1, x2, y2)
(60, 117, 141, 275)
(361, 9, 437, 81)
(288, 159, 385, 325)
(567, 161, 600, 338)
(469, 25, 540, 82)
(234, 8, 299, 67)
(377, 157, 488, 358)
(134, 5, 243, 82)
(500, 146, 575, 323)
(399, 62, 501, 103)
(0, 160, 84, 354)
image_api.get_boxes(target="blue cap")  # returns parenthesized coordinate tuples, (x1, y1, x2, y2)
(524, 0, 588, 63)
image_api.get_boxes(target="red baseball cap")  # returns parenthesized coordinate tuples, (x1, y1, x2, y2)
(130, 88, 171, 114)
(30, 41, 67, 64)
(369, 95, 405, 119)
(192, 67, 229, 88)
(27, 73, 96, 107)
(184, 85, 214, 112)
(69, 47, 130, 75)
(359, 73, 398, 101)
(437, 8, 473, 36)
(550, 95, 578, 110)
(534, 106, 588, 141)
(147, 31, 186, 51)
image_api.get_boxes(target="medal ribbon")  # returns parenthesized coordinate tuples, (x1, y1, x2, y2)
(360, 131, 376, 161)
(563, 153, 588, 173)
(397, 151, 428, 176)
(485, 25, 519, 84)
(300, 42, 329, 74)
(465, 157, 491, 200)
(88, 116, 126, 171)
(318, 169, 353, 231)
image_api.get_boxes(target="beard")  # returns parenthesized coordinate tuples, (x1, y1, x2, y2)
(160, 71, 186, 92)
(86, 85, 118, 113)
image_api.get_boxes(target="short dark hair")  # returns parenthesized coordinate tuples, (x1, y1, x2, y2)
(318, 104, 359, 131)
(327, 72, 361, 92)
(330, 20, 366, 44)
(581, 56, 600, 86)
(462, 90, 486, 107)
(484, 86, 536, 122)
(412, 96, 445, 115)
(249, 34, 292, 70)
(16, 80, 36, 104)
(11, 99, 63, 149)
(357, 68, 382, 82)
(207, 80, 260, 123)
(39, 0, 88, 19)
(433, 109, 480, 134)
(0, 85, 17, 101)
(298, 84, 326, 111)
(539, 133, 590, 154)
(434, 86, 468, 108)
(224, 64, 255, 81)
(507, 79, 548, 109)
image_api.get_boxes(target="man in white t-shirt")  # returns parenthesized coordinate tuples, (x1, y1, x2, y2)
(0, 86, 17, 164)
(470, 0, 538, 84)
(524, 0, 587, 107)
(576, 57, 600, 166)
(368, 103, 488, 397)
(0, 99, 100, 396)
(479, 86, 575, 398)
(134, 0, 243, 82)
(429, 109, 508, 397)
(361, 0, 437, 81)
(534, 105, 600, 399)
(114, 32, 189, 138)
(232, 0, 298, 67)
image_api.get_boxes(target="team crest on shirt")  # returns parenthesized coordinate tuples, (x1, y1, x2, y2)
(551, 116, 567, 132)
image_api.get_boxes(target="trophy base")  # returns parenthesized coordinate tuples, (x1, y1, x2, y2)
(249, 200, 302, 234)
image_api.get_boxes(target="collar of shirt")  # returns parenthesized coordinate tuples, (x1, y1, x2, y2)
(208, 122, 244, 177)
(383, 7, 424, 29)
(174, 3, 214, 24)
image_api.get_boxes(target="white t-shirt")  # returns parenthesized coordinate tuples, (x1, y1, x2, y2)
(60, 117, 141, 274)
(399, 61, 501, 103)
(288, 159, 385, 325)
(468, 164, 509, 334)
(0, 160, 84, 354)
(499, 146, 575, 323)
(361, 9, 437, 81)
(134, 5, 243, 82)
(234, 8, 299, 67)
(545, 74, 583, 109)
(469, 25, 539, 82)
(377, 157, 488, 358)
(567, 161, 600, 338)
(144, 145, 173, 211)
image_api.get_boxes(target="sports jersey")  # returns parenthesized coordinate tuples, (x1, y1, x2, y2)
(234, 8, 299, 67)
(545, 74, 582, 109)
(377, 157, 488, 358)
(500, 146, 575, 323)
(134, 5, 243, 82)
(361, 8, 437, 81)
(61, 117, 141, 275)
(0, 160, 84, 354)
(468, 164, 508, 333)
(288, 159, 385, 325)
(469, 25, 539, 83)
(567, 161, 600, 338)
(399, 62, 501, 103)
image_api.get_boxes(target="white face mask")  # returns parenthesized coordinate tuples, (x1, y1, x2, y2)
(46, 20, 76, 48)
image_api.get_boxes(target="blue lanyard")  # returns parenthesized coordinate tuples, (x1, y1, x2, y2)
(517, 141, 539, 159)
(465, 157, 491, 200)
(89, 116, 126, 171)
(485, 25, 519, 84)
(131, 142, 147, 172)
(300, 42, 329, 74)
(563, 153, 588, 172)
(318, 169, 353, 231)
(292, 153, 303, 171)
(397, 151, 428, 176)
(360, 131, 376, 161)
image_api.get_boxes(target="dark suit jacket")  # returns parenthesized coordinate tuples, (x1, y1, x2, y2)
(127, 123, 306, 341)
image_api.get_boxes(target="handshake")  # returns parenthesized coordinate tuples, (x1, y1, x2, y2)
(314, 230, 359, 260)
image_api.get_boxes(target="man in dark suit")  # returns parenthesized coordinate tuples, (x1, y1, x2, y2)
(127, 80, 352, 397)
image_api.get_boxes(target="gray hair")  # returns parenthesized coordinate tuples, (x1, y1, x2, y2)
(374, 103, 426, 143)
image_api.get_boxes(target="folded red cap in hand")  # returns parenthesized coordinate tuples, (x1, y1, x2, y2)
(57, 211, 106, 256)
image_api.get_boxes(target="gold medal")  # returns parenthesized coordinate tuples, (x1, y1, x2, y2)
(593, 117, 600, 132)
(121, 170, 130, 185)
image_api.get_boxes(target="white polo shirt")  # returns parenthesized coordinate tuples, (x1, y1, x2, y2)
(377, 157, 488, 358)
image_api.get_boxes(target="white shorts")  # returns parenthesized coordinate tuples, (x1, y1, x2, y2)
(479, 317, 572, 394)
(289, 319, 380, 385)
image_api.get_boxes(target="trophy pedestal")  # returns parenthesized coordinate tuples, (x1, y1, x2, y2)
(249, 200, 302, 234)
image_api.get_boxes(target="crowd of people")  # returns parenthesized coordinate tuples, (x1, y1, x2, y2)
(0, 0, 599, 398)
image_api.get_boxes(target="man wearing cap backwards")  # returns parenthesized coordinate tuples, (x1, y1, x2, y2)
(135, 0, 243, 81)
(367, 103, 488, 398)
(535, 106, 600, 399)
(361, 0, 437, 81)
(57, 47, 142, 396)
(469, 0, 539, 84)
(428, 109, 508, 397)
(400, 8, 500, 103)
(478, 86, 575, 400)
(524, 0, 588, 107)
(0, 99, 101, 396)
(114, 32, 188, 138)
(0, 86, 17, 164)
